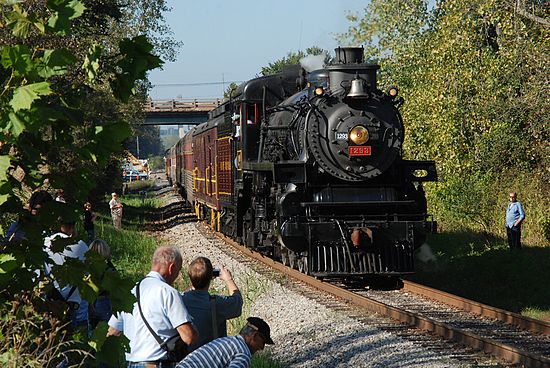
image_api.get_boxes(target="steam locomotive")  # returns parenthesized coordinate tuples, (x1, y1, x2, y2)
(166, 47, 437, 277)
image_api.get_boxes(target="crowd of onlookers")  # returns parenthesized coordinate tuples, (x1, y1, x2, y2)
(5, 190, 272, 368)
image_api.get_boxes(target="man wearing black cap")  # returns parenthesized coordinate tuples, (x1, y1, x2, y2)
(176, 317, 274, 368)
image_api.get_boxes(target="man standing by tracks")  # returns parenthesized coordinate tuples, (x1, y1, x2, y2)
(506, 192, 525, 250)
(109, 192, 123, 230)
(108, 246, 197, 367)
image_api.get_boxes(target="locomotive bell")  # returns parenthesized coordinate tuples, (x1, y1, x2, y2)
(347, 77, 368, 98)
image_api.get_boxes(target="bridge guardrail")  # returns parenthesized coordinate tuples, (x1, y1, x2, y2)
(145, 98, 222, 112)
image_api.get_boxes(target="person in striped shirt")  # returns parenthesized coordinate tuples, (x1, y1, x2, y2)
(176, 317, 274, 368)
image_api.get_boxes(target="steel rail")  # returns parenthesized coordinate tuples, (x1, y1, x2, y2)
(216, 232, 550, 368)
(402, 280, 550, 336)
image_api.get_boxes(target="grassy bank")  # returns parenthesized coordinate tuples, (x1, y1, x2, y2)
(408, 230, 550, 322)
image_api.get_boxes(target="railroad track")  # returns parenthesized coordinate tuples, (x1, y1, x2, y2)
(189, 222, 550, 368)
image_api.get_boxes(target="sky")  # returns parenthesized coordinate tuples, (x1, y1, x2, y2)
(148, 0, 370, 100)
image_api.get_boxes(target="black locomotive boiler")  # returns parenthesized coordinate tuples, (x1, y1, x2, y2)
(166, 47, 437, 277)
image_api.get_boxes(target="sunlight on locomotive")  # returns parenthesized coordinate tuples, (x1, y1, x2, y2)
(349, 125, 369, 145)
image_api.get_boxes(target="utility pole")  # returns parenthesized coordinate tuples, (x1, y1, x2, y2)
(136, 136, 140, 159)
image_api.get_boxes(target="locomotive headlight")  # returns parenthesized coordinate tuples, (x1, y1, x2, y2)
(314, 87, 325, 96)
(349, 125, 369, 145)
(388, 86, 399, 98)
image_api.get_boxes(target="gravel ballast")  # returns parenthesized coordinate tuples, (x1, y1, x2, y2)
(159, 221, 505, 368)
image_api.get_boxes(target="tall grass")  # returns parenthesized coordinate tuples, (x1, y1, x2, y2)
(409, 231, 550, 322)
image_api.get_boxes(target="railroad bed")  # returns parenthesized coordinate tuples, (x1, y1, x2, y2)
(156, 219, 507, 366)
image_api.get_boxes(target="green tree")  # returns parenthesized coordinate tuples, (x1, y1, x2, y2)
(0, 0, 162, 364)
(127, 124, 163, 157)
(343, 0, 549, 243)
(224, 81, 238, 99)
(261, 46, 330, 75)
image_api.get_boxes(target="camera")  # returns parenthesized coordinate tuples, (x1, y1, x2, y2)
(212, 268, 220, 277)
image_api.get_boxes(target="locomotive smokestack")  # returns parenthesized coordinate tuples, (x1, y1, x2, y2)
(327, 46, 378, 94)
(334, 47, 364, 64)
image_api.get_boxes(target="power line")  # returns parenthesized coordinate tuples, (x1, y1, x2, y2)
(152, 81, 244, 87)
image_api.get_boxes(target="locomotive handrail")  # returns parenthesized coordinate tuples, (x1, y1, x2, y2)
(205, 167, 211, 196)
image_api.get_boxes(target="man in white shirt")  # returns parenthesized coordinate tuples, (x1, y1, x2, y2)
(108, 246, 197, 367)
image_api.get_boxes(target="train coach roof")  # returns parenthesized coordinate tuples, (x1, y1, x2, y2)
(193, 112, 224, 136)
(233, 66, 301, 105)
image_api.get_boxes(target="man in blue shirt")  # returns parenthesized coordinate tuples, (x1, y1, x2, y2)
(506, 192, 525, 250)
(182, 257, 243, 352)
(176, 317, 274, 368)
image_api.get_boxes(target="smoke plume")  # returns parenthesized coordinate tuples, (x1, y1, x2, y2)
(299, 54, 326, 72)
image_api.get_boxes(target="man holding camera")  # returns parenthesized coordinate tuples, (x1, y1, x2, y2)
(182, 257, 243, 353)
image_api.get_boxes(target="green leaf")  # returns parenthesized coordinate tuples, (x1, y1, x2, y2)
(47, 0, 86, 35)
(82, 44, 102, 82)
(1, 45, 34, 75)
(0, 254, 17, 274)
(0, 156, 10, 181)
(0, 0, 25, 5)
(37, 49, 77, 78)
(0, 193, 9, 207)
(111, 36, 163, 101)
(5, 5, 32, 38)
(96, 122, 132, 143)
(10, 82, 52, 111)
(33, 20, 45, 33)
(7, 112, 26, 137)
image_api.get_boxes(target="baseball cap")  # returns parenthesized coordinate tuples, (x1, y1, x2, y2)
(247, 317, 274, 344)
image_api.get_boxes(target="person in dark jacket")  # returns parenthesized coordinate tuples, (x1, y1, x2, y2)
(83, 202, 97, 243)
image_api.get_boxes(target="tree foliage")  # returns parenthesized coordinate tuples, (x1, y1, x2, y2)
(261, 46, 330, 75)
(343, 0, 549, 243)
(0, 0, 164, 364)
(126, 124, 163, 158)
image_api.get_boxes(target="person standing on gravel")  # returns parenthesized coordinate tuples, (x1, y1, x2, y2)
(506, 192, 525, 250)
(109, 192, 123, 230)
(182, 257, 243, 352)
(107, 246, 198, 366)
(176, 317, 274, 368)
